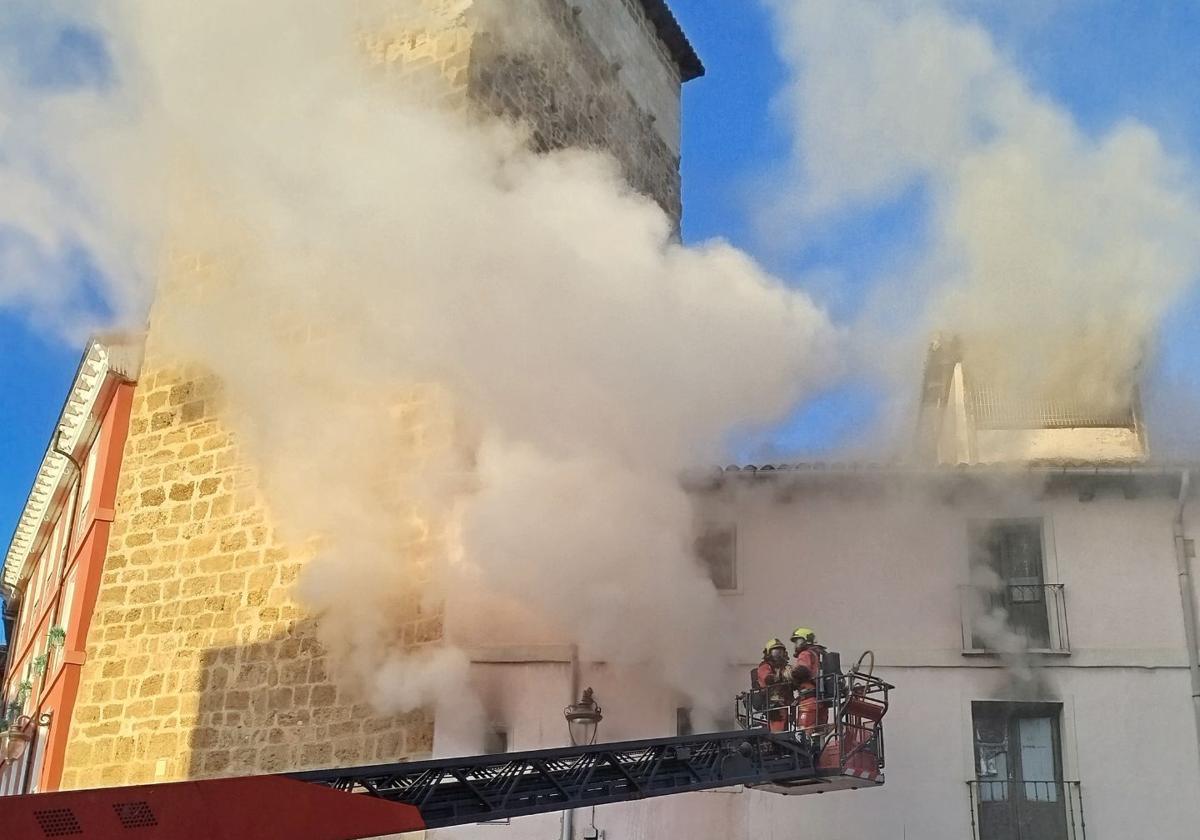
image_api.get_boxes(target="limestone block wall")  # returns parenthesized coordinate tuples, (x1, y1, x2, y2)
(468, 0, 686, 223)
(572, 0, 684, 149)
(364, 0, 687, 221)
(57, 0, 690, 790)
(58, 350, 437, 789)
(361, 0, 476, 105)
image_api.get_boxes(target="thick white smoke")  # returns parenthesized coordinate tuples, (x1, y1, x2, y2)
(0, 1, 159, 337)
(764, 0, 1200, 422)
(1, 0, 836, 720)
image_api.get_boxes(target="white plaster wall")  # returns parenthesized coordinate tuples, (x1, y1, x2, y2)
(1189, 504, 1200, 656)
(436, 481, 1200, 838)
(719, 484, 1191, 660)
(974, 427, 1144, 464)
(572, 0, 683, 151)
(432, 664, 1200, 840)
(434, 661, 574, 840)
(1048, 495, 1189, 657)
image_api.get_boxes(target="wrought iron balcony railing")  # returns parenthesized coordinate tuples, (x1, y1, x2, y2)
(959, 583, 1070, 654)
(967, 780, 1087, 840)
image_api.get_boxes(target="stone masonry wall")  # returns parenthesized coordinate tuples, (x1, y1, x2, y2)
(468, 0, 685, 224)
(57, 347, 440, 789)
(362, 0, 686, 222)
(55, 12, 478, 788)
(59, 0, 687, 790)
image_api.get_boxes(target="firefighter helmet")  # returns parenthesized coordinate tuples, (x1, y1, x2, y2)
(790, 627, 816, 645)
(763, 638, 787, 657)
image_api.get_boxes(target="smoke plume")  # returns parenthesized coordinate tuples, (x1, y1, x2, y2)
(0, 0, 159, 338)
(764, 0, 1200, 421)
(0, 0, 835, 719)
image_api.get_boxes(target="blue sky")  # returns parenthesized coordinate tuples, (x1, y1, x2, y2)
(2, 0, 1199, 555)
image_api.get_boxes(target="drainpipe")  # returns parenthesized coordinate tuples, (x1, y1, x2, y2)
(1173, 470, 1200, 780)
(52, 431, 84, 629)
(561, 645, 579, 840)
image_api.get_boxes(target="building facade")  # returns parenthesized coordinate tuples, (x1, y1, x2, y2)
(0, 0, 702, 796)
(0, 338, 139, 794)
(433, 342, 1200, 839)
(436, 462, 1200, 840)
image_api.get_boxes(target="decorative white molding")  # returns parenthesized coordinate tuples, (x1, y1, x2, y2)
(2, 336, 142, 592)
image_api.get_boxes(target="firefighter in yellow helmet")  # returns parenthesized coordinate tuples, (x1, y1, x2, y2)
(790, 627, 827, 731)
(754, 638, 792, 732)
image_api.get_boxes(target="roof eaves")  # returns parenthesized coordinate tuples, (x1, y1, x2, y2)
(1, 336, 142, 593)
(716, 460, 1200, 482)
(638, 0, 704, 82)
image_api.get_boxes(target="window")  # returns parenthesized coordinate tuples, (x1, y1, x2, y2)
(695, 526, 737, 591)
(478, 727, 510, 824)
(76, 446, 100, 539)
(0, 730, 29, 796)
(675, 706, 735, 736)
(59, 571, 77, 635)
(969, 520, 1052, 649)
(972, 702, 1068, 840)
(27, 718, 50, 793)
(483, 727, 508, 756)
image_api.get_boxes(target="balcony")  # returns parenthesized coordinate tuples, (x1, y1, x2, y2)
(959, 584, 1070, 654)
(967, 780, 1087, 840)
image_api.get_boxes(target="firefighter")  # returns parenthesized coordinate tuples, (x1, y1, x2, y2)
(790, 627, 828, 732)
(754, 638, 792, 732)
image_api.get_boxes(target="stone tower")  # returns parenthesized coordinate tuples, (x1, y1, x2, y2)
(367, 0, 702, 223)
(57, 0, 700, 792)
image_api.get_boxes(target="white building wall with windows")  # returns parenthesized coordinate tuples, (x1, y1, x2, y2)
(436, 467, 1200, 840)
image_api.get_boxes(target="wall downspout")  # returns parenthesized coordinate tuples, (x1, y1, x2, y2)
(1173, 469, 1200, 781)
(561, 645, 579, 840)
(52, 431, 83, 615)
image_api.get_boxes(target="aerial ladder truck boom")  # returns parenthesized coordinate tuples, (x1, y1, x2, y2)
(0, 657, 891, 840)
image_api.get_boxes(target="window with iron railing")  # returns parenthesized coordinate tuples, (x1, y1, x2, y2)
(964, 520, 1069, 653)
(969, 702, 1086, 840)
(960, 583, 1070, 653)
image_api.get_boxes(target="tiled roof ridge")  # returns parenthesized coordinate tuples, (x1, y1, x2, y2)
(719, 459, 1200, 475)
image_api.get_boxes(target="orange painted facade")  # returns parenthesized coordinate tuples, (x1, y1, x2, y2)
(0, 379, 134, 794)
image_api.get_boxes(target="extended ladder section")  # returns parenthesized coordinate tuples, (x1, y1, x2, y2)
(0, 726, 890, 839)
(0, 668, 892, 839)
(289, 727, 852, 828)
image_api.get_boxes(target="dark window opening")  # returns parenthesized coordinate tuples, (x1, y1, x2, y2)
(676, 707, 693, 737)
(969, 520, 1051, 649)
(695, 526, 737, 591)
(477, 727, 511, 824)
(484, 727, 508, 756)
(972, 702, 1068, 840)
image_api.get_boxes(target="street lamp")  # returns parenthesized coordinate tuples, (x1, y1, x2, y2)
(0, 712, 51, 764)
(1, 718, 32, 763)
(564, 687, 602, 746)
